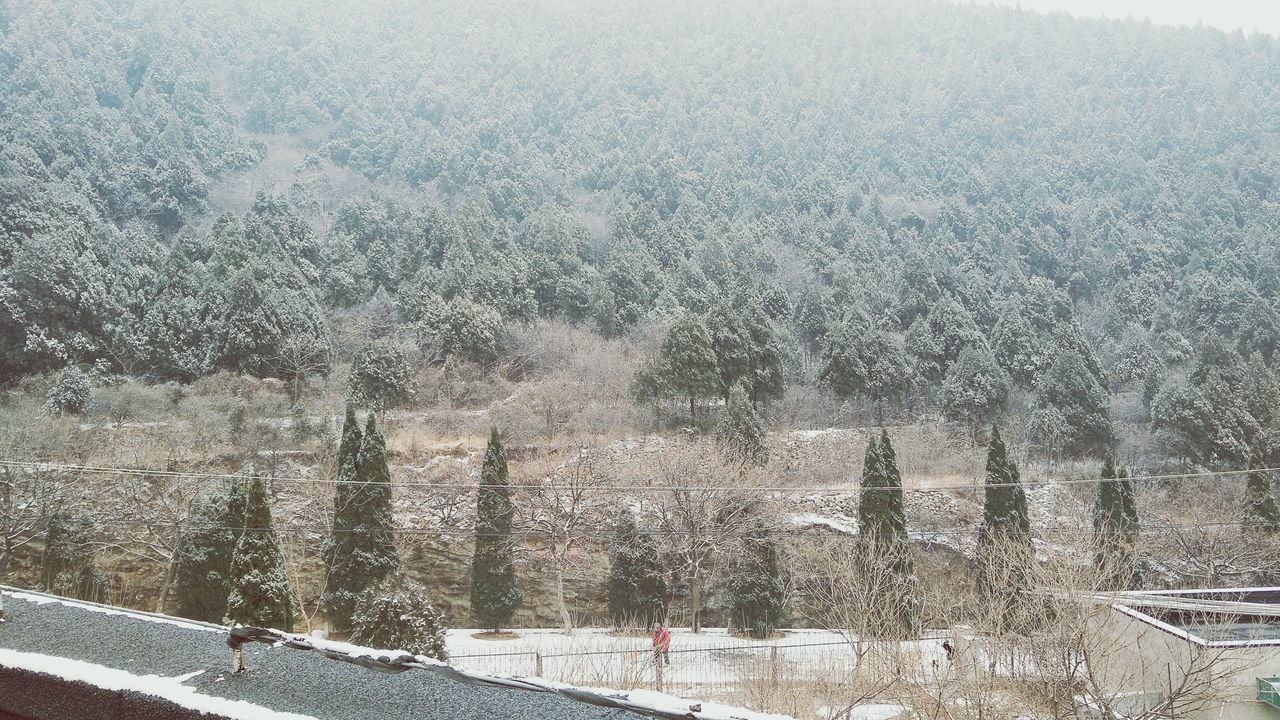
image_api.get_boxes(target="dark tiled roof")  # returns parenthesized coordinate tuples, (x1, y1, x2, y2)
(0, 590, 626, 720)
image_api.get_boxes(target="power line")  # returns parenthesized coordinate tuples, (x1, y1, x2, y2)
(0, 458, 1269, 494)
(79, 518, 1261, 541)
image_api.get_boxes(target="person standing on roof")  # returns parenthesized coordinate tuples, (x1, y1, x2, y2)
(652, 624, 671, 665)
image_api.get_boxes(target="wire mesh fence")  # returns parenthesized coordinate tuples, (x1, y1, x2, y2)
(449, 637, 920, 703)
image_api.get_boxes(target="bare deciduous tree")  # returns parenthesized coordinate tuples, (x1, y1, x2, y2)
(0, 465, 63, 581)
(641, 440, 765, 633)
(521, 450, 608, 635)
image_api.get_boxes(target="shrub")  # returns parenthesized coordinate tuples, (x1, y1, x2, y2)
(45, 368, 92, 416)
(350, 575, 448, 660)
(347, 341, 414, 411)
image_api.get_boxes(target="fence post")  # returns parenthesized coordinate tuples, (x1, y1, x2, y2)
(770, 646, 780, 687)
(535, 652, 543, 677)
(654, 649, 664, 693)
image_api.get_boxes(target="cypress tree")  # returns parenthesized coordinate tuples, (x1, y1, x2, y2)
(470, 427, 522, 632)
(1094, 454, 1140, 588)
(176, 482, 247, 622)
(725, 519, 785, 639)
(976, 425, 1032, 628)
(1243, 447, 1280, 535)
(322, 410, 400, 633)
(226, 478, 295, 629)
(605, 509, 668, 629)
(715, 383, 769, 466)
(977, 426, 1031, 549)
(856, 431, 920, 637)
(322, 407, 362, 628)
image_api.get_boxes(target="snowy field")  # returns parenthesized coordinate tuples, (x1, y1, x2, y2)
(445, 627, 949, 704)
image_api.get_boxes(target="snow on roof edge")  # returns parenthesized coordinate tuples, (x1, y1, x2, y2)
(0, 647, 318, 720)
(2, 587, 224, 634)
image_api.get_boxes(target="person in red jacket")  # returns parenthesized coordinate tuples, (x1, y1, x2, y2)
(652, 625, 672, 665)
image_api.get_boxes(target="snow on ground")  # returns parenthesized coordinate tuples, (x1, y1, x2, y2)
(845, 704, 909, 720)
(447, 626, 853, 657)
(791, 512, 857, 535)
(576, 686, 795, 720)
(0, 647, 317, 720)
(446, 626, 949, 702)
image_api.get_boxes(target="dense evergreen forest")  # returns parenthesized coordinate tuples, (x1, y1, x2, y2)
(3, 0, 1280, 466)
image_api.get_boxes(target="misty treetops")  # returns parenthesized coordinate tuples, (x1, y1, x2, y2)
(3, 0, 1280, 462)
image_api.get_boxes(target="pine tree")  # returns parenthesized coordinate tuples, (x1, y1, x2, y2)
(176, 482, 247, 623)
(470, 427, 522, 632)
(855, 431, 921, 637)
(977, 426, 1032, 628)
(632, 312, 719, 418)
(322, 407, 363, 627)
(938, 343, 1011, 439)
(226, 478, 295, 629)
(715, 383, 769, 466)
(605, 509, 668, 628)
(904, 296, 982, 383)
(1243, 447, 1280, 535)
(725, 519, 785, 639)
(1094, 454, 1140, 588)
(989, 304, 1046, 388)
(708, 299, 785, 405)
(351, 574, 448, 660)
(347, 341, 414, 411)
(1032, 348, 1112, 458)
(818, 312, 913, 423)
(322, 409, 399, 633)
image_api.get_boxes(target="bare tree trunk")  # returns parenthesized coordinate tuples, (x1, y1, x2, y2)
(554, 565, 574, 635)
(155, 551, 178, 614)
(690, 570, 702, 633)
(0, 478, 10, 582)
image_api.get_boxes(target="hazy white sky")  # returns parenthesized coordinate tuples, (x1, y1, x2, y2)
(967, 0, 1280, 37)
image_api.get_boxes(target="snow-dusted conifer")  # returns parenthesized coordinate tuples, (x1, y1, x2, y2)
(45, 368, 91, 416)
(631, 312, 719, 418)
(347, 341, 413, 411)
(938, 343, 1010, 437)
(976, 426, 1032, 628)
(725, 519, 785, 639)
(176, 482, 246, 622)
(351, 574, 448, 660)
(1243, 447, 1280, 535)
(715, 383, 768, 466)
(470, 427, 521, 632)
(1093, 454, 1140, 588)
(226, 477, 295, 629)
(605, 509, 667, 628)
(856, 430, 920, 637)
(322, 409, 398, 633)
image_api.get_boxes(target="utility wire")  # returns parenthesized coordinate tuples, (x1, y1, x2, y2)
(0, 458, 1269, 494)
(78, 518, 1262, 540)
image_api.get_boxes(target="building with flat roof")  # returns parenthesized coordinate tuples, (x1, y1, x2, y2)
(1082, 588, 1280, 720)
